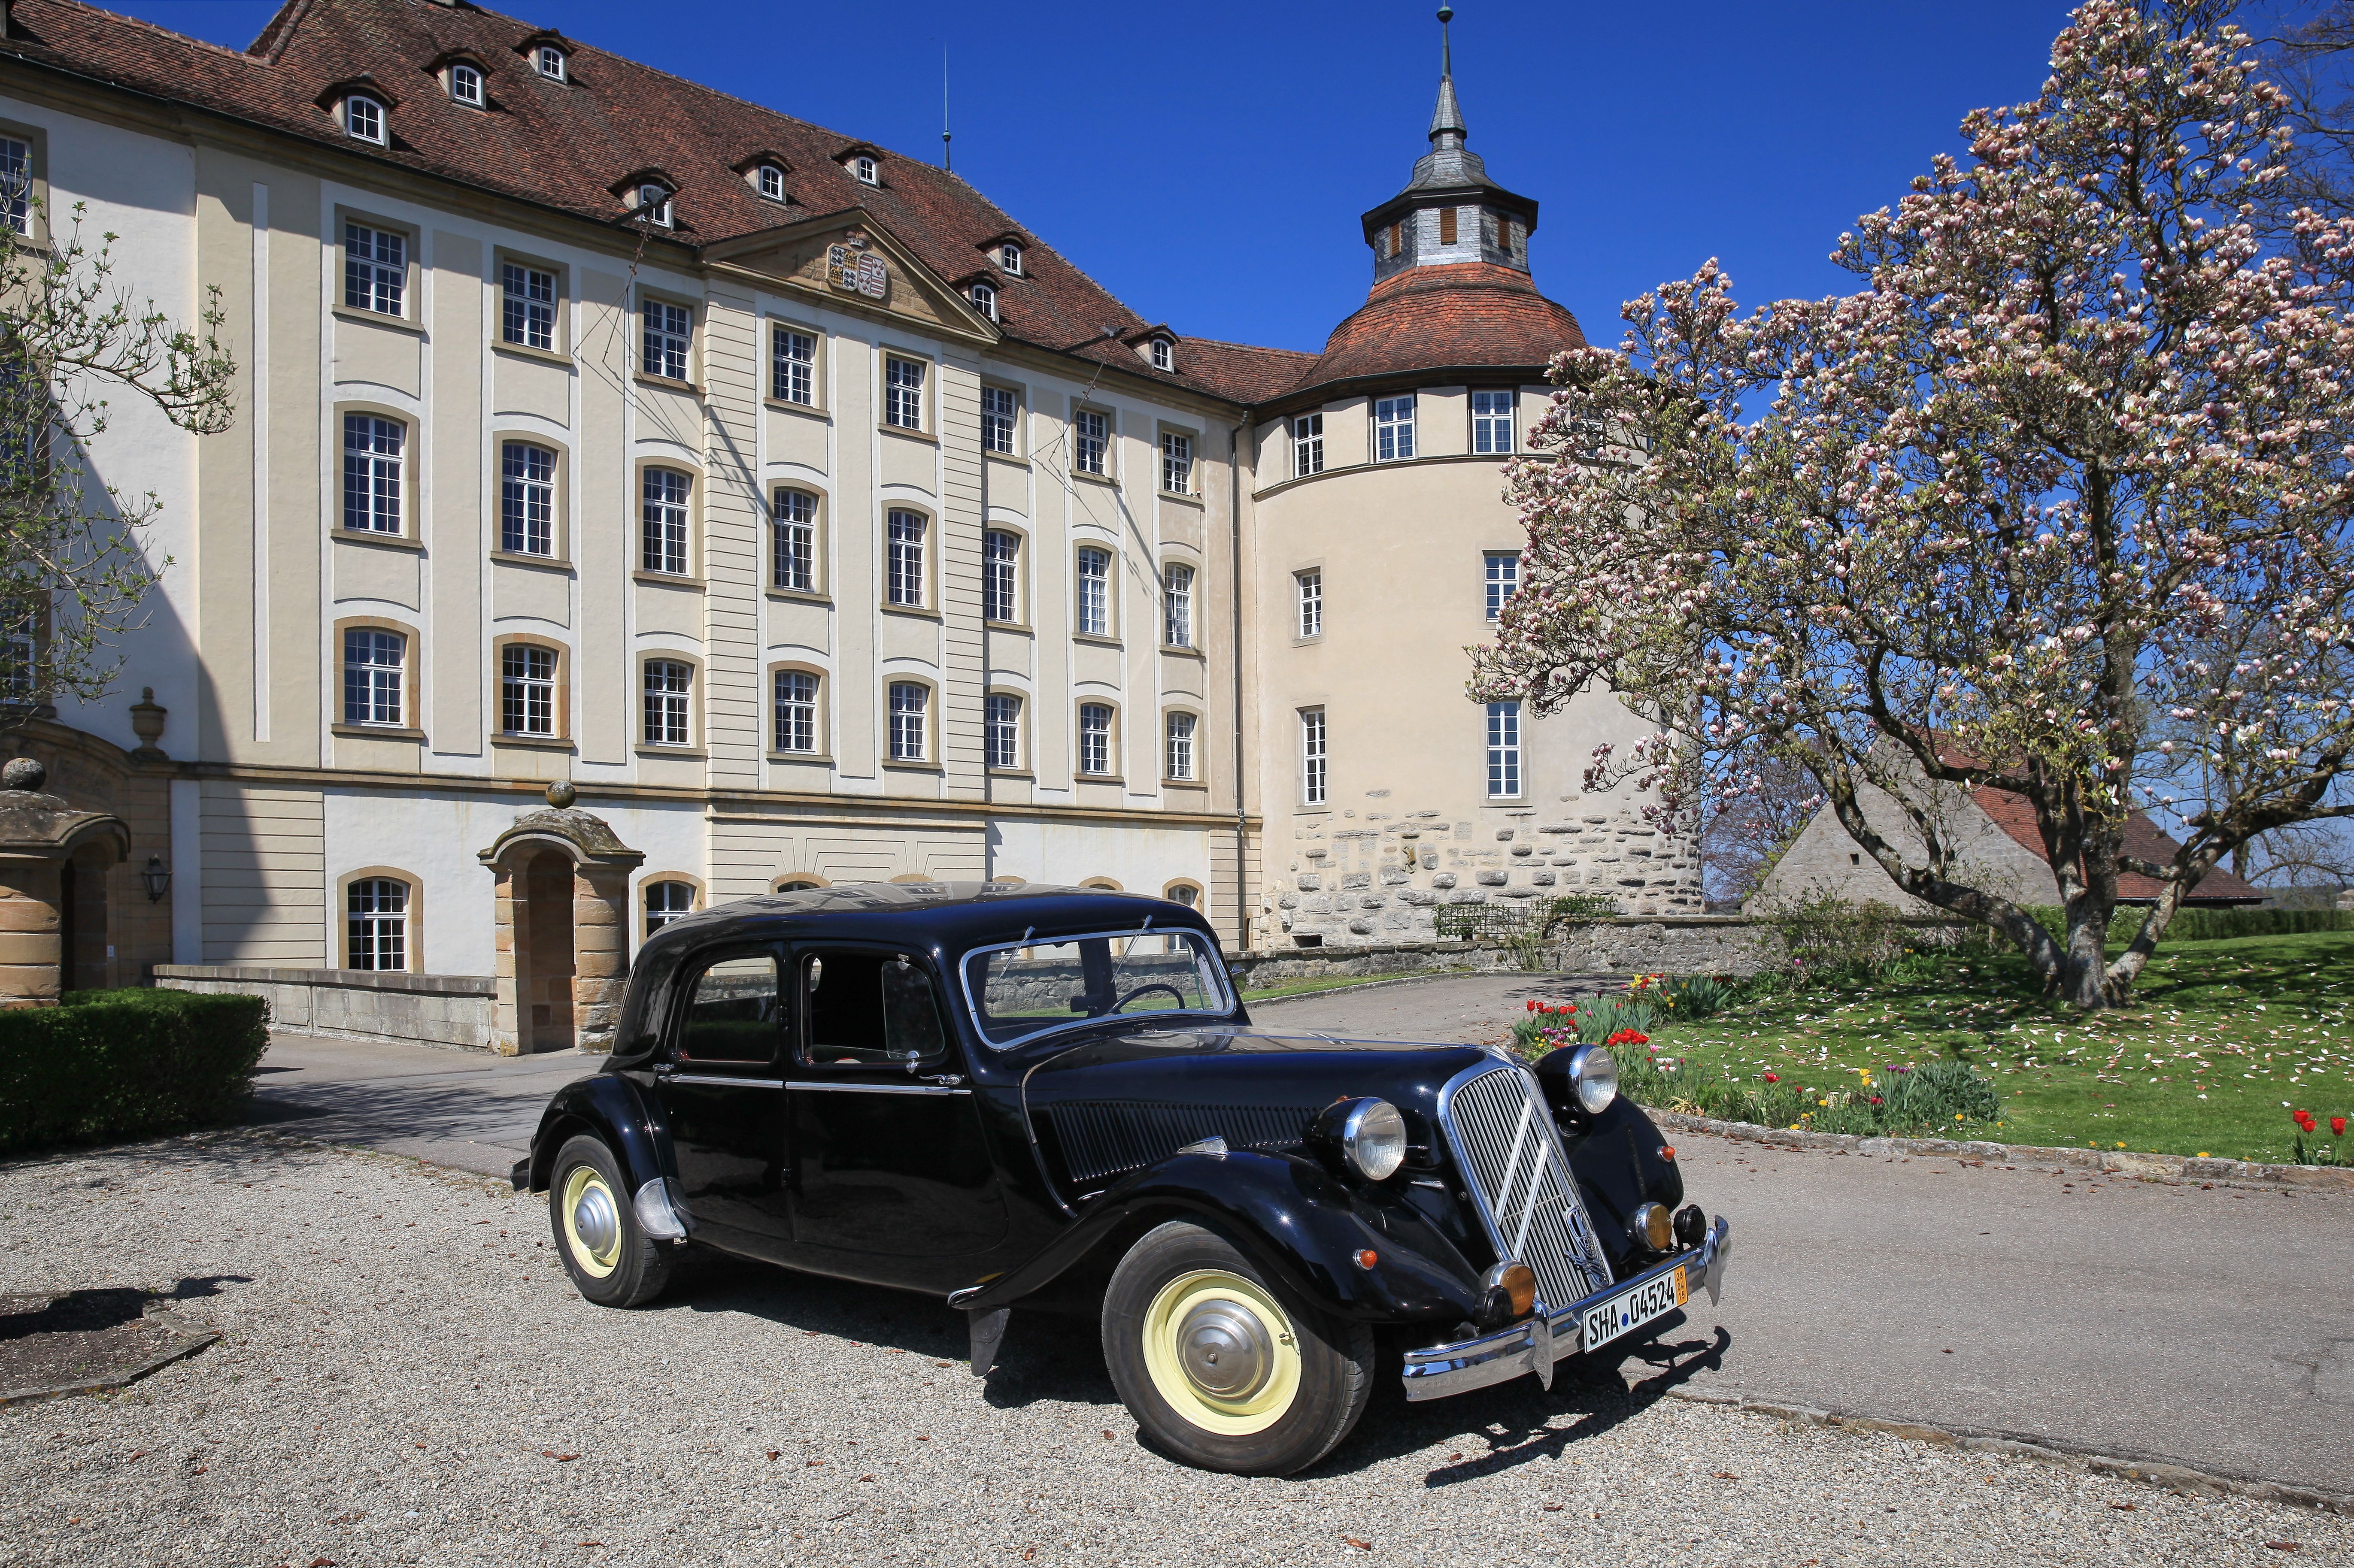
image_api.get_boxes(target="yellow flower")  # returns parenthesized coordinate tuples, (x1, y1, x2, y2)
(2114, 1141, 2125, 1149)
(2197, 1151, 2209, 1157)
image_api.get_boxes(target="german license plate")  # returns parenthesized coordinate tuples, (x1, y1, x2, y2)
(1580, 1265, 1688, 1351)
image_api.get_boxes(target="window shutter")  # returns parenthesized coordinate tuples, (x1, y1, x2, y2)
(1439, 207, 1458, 245)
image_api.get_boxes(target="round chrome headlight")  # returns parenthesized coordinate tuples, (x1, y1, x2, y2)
(1337, 1098, 1408, 1182)
(1567, 1046, 1619, 1115)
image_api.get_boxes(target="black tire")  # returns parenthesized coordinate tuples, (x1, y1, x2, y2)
(548, 1133, 675, 1308)
(1101, 1220, 1374, 1476)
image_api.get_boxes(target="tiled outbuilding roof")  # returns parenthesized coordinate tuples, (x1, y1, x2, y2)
(1275, 261, 1586, 409)
(0, 0, 1290, 403)
(1969, 787, 2266, 904)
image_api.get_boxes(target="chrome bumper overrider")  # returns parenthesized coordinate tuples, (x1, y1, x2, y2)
(1399, 1216, 1731, 1403)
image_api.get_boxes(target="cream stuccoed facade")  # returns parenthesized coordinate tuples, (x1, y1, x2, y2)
(0, 0, 1693, 1044)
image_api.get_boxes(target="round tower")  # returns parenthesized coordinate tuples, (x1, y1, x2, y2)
(1247, 11, 1702, 948)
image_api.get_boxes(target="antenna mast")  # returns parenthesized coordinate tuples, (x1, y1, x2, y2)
(942, 46, 953, 171)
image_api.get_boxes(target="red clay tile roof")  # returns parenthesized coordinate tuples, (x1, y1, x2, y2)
(0, 0, 1292, 403)
(1277, 261, 1587, 407)
(1971, 786, 2266, 903)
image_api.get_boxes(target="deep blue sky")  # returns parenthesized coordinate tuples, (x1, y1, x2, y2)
(108, 0, 2083, 352)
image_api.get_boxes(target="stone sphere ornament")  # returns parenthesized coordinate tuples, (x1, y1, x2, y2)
(546, 780, 578, 810)
(2, 757, 46, 793)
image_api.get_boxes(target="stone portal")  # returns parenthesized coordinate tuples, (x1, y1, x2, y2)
(478, 783, 642, 1055)
(0, 759, 130, 1005)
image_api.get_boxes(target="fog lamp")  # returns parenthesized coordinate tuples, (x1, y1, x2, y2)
(1629, 1201, 1674, 1253)
(1673, 1204, 1708, 1250)
(1474, 1260, 1538, 1329)
(1566, 1046, 1619, 1115)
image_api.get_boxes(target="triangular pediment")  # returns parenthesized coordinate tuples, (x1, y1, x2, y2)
(704, 211, 997, 341)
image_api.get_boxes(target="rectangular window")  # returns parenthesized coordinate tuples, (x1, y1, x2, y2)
(1160, 431, 1192, 494)
(642, 299, 691, 381)
(500, 442, 555, 557)
(1078, 703, 1114, 776)
(1295, 568, 1322, 639)
(1484, 551, 1520, 621)
(1439, 206, 1459, 245)
(641, 469, 690, 575)
(1165, 711, 1196, 782)
(985, 693, 1021, 770)
(981, 385, 1018, 454)
(643, 660, 692, 746)
(772, 489, 816, 592)
(1292, 413, 1323, 478)
(1486, 700, 1522, 798)
(772, 326, 816, 405)
(0, 137, 31, 235)
(1374, 394, 1417, 462)
(1300, 707, 1327, 805)
(348, 878, 407, 972)
(501, 643, 556, 736)
(501, 262, 555, 351)
(983, 530, 1019, 623)
(341, 414, 404, 535)
(886, 511, 926, 607)
(342, 627, 405, 726)
(1073, 409, 1107, 475)
(1163, 563, 1193, 648)
(888, 681, 928, 761)
(343, 221, 406, 316)
(884, 356, 926, 430)
(1472, 389, 1514, 454)
(1076, 546, 1111, 637)
(774, 669, 819, 754)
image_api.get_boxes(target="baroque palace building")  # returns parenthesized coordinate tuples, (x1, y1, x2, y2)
(0, 0, 1696, 1046)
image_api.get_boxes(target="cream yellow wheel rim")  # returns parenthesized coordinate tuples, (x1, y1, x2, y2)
(1139, 1269, 1301, 1437)
(560, 1163, 622, 1279)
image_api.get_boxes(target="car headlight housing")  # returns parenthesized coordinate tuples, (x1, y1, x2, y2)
(1629, 1201, 1673, 1252)
(1318, 1097, 1407, 1182)
(1567, 1046, 1619, 1115)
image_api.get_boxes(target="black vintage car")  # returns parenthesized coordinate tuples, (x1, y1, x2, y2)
(513, 883, 1730, 1475)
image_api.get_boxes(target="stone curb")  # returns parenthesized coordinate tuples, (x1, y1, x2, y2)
(1665, 1388, 2354, 1516)
(0, 1303, 219, 1409)
(1648, 1109, 2354, 1193)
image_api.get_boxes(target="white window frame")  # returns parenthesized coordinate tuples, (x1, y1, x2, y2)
(1484, 551, 1520, 621)
(773, 668, 819, 754)
(500, 441, 556, 557)
(1295, 568, 1323, 639)
(1076, 546, 1112, 637)
(343, 628, 406, 727)
(1374, 394, 1417, 462)
(642, 299, 691, 382)
(998, 241, 1023, 274)
(1160, 431, 1192, 495)
(771, 324, 816, 406)
(1292, 413, 1323, 478)
(971, 282, 997, 321)
(983, 529, 1019, 624)
(636, 183, 673, 227)
(0, 136, 30, 236)
(888, 681, 930, 761)
(1163, 563, 1193, 648)
(643, 659, 693, 747)
(772, 488, 816, 593)
(341, 413, 405, 536)
(1300, 708, 1327, 806)
(1073, 408, 1108, 476)
(501, 642, 557, 736)
(534, 44, 567, 80)
(1077, 702, 1116, 776)
(758, 163, 786, 201)
(1165, 710, 1196, 782)
(981, 385, 1019, 455)
(1471, 389, 1515, 455)
(344, 95, 385, 144)
(852, 154, 879, 185)
(985, 693, 1022, 770)
(884, 356, 926, 431)
(886, 510, 927, 608)
(1150, 338, 1173, 372)
(645, 880, 695, 935)
(343, 221, 406, 316)
(448, 63, 483, 106)
(1486, 700, 1522, 799)
(641, 468, 691, 575)
(348, 877, 409, 971)
(501, 260, 556, 351)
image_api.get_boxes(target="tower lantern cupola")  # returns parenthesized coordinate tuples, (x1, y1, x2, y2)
(1362, 6, 1539, 283)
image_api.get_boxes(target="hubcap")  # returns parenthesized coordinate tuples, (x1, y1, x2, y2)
(559, 1164, 622, 1278)
(573, 1184, 619, 1258)
(1177, 1302, 1272, 1400)
(1138, 1269, 1303, 1437)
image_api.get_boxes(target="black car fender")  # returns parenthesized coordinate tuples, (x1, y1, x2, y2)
(1561, 1096, 1686, 1269)
(516, 1072, 673, 1198)
(949, 1150, 1484, 1325)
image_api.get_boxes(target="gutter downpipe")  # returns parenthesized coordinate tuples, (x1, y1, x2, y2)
(1229, 421, 1250, 957)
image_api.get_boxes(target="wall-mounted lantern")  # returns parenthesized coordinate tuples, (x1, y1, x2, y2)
(141, 854, 171, 903)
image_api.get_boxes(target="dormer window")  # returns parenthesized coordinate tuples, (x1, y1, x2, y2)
(971, 282, 997, 321)
(344, 94, 385, 144)
(447, 63, 483, 106)
(534, 44, 567, 80)
(851, 155, 878, 185)
(998, 242, 1023, 275)
(636, 183, 672, 227)
(1150, 338, 1173, 372)
(757, 163, 785, 201)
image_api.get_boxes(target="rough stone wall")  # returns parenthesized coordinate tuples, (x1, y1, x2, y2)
(155, 964, 497, 1050)
(1262, 803, 1702, 948)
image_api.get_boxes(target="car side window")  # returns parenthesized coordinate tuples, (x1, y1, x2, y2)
(797, 949, 949, 1069)
(676, 952, 783, 1064)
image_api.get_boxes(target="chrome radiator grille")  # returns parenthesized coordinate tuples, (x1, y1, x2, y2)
(1438, 1062, 1612, 1313)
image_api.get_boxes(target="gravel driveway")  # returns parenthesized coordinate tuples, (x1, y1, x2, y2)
(1, 1134, 2343, 1566)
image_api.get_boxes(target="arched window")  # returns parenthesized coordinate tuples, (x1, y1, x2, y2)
(998, 241, 1023, 275)
(1164, 882, 1200, 909)
(851, 154, 878, 185)
(774, 878, 826, 893)
(1150, 338, 1173, 372)
(348, 877, 409, 970)
(344, 95, 385, 144)
(636, 182, 673, 227)
(970, 281, 997, 321)
(644, 879, 695, 935)
(447, 63, 483, 106)
(534, 43, 567, 80)
(757, 163, 786, 201)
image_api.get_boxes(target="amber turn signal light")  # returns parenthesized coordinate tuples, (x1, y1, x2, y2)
(1353, 1249, 1378, 1270)
(1658, 1145, 1676, 1162)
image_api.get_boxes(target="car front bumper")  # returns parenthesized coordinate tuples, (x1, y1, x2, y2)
(1398, 1215, 1731, 1402)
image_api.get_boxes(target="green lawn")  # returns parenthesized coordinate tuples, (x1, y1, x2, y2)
(1635, 930, 2354, 1165)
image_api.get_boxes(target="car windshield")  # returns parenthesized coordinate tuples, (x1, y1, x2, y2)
(962, 927, 1232, 1047)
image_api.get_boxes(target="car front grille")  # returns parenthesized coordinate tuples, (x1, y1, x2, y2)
(1438, 1060, 1613, 1314)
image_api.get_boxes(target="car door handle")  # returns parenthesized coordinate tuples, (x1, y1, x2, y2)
(785, 1081, 971, 1096)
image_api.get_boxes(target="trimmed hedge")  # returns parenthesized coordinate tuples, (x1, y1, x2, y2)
(0, 988, 270, 1156)
(2023, 904, 2354, 948)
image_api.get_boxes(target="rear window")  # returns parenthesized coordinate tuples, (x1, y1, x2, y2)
(962, 928, 1231, 1048)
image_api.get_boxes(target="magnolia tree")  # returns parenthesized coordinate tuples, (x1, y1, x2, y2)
(1471, 0, 2354, 1009)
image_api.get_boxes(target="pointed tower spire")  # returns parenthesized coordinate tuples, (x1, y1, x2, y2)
(1429, 6, 1466, 147)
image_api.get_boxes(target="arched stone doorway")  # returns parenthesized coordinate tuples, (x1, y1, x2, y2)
(0, 759, 130, 1006)
(478, 783, 643, 1055)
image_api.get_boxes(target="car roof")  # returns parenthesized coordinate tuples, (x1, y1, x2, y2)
(639, 881, 1213, 961)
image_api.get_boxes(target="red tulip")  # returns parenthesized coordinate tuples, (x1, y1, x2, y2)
(1526, 999, 1538, 1011)
(2334, 1117, 2348, 1138)
(1762, 1072, 1779, 1083)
